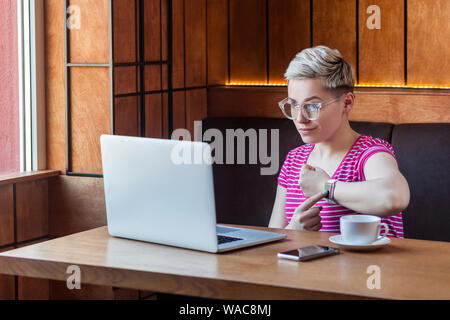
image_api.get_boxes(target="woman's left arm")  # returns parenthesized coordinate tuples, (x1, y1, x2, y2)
(332, 152, 410, 216)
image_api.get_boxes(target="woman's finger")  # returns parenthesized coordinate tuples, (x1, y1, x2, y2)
(303, 215, 321, 228)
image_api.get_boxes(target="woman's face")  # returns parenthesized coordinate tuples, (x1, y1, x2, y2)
(287, 78, 351, 144)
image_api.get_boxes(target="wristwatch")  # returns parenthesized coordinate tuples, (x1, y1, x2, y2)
(324, 179, 338, 204)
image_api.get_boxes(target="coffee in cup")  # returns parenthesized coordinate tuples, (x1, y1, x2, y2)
(340, 215, 389, 245)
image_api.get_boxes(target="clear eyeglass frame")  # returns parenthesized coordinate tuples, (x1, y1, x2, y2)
(278, 94, 345, 121)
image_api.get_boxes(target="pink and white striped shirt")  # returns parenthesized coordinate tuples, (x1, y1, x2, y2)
(278, 134, 404, 238)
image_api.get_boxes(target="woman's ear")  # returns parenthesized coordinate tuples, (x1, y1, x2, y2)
(342, 93, 355, 114)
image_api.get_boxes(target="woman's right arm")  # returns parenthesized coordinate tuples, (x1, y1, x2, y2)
(268, 185, 288, 229)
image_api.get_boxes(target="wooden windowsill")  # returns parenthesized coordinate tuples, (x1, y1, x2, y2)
(0, 170, 61, 186)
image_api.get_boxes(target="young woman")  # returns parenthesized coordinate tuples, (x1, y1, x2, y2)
(268, 46, 410, 237)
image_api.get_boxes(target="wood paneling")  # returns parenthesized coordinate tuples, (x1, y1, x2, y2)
(45, 0, 66, 172)
(114, 67, 137, 95)
(359, 0, 404, 85)
(407, 0, 450, 86)
(173, 90, 186, 131)
(144, 0, 161, 62)
(0, 246, 15, 300)
(113, 0, 136, 63)
(172, 0, 185, 89)
(0, 170, 60, 187)
(70, 67, 111, 174)
(145, 65, 162, 91)
(207, 0, 228, 85)
(69, 0, 110, 63)
(15, 180, 48, 242)
(313, 0, 357, 76)
(185, 0, 207, 87)
(162, 92, 169, 139)
(17, 240, 50, 300)
(186, 89, 207, 138)
(48, 175, 107, 238)
(268, 0, 310, 83)
(115, 96, 139, 137)
(162, 0, 168, 61)
(207, 86, 450, 124)
(351, 90, 450, 124)
(0, 185, 14, 246)
(114, 288, 140, 300)
(145, 94, 163, 138)
(49, 281, 114, 300)
(208, 87, 285, 118)
(229, 0, 267, 83)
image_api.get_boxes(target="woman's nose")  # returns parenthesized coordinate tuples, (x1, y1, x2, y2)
(295, 109, 309, 123)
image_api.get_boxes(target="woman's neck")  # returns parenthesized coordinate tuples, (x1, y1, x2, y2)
(313, 121, 361, 160)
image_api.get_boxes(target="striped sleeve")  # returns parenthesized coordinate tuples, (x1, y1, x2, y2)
(277, 150, 294, 188)
(357, 139, 398, 180)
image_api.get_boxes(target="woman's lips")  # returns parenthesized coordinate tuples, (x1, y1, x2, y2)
(298, 128, 316, 135)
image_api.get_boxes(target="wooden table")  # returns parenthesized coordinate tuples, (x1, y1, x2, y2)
(0, 225, 449, 300)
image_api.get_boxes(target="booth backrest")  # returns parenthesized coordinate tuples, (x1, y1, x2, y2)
(202, 118, 450, 242)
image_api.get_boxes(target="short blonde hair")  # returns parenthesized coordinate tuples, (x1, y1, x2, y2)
(284, 46, 355, 93)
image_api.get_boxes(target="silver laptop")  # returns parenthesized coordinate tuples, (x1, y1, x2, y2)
(100, 134, 286, 253)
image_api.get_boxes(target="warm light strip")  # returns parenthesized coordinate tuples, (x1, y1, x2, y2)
(225, 82, 450, 89)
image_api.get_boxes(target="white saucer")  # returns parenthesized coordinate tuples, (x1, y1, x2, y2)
(329, 235, 391, 251)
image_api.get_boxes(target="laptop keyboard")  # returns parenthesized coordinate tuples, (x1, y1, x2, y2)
(217, 235, 243, 245)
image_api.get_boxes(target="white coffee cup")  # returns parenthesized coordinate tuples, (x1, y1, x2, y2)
(340, 215, 389, 245)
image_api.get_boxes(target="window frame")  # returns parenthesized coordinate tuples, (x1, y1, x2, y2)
(17, 0, 46, 172)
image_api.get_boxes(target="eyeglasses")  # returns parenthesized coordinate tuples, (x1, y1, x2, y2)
(278, 94, 344, 121)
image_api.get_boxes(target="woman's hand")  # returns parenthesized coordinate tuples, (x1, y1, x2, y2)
(299, 164, 331, 197)
(286, 192, 327, 231)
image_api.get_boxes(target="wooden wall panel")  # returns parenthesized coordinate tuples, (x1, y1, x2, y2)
(407, 0, 450, 86)
(45, 0, 66, 172)
(229, 0, 267, 83)
(208, 87, 284, 118)
(268, 0, 310, 83)
(172, 0, 185, 89)
(207, 0, 228, 85)
(0, 246, 15, 300)
(49, 281, 115, 300)
(115, 97, 139, 136)
(359, 0, 404, 85)
(113, 0, 136, 63)
(70, 67, 111, 174)
(69, 0, 110, 63)
(173, 90, 186, 131)
(351, 91, 450, 124)
(162, 93, 169, 139)
(17, 240, 50, 300)
(207, 87, 450, 124)
(145, 94, 163, 138)
(162, 0, 168, 61)
(144, 0, 161, 61)
(0, 185, 14, 246)
(185, 0, 207, 87)
(145, 65, 162, 91)
(114, 67, 137, 95)
(15, 180, 48, 242)
(48, 176, 107, 238)
(313, 0, 357, 76)
(186, 89, 207, 138)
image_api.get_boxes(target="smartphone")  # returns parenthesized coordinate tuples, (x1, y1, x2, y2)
(277, 245, 339, 261)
